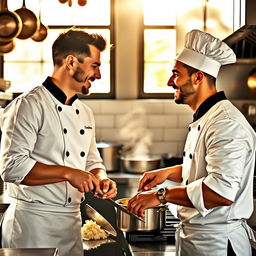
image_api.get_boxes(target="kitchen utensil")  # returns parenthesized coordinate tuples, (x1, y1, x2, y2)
(116, 198, 167, 232)
(31, 2, 48, 42)
(68, 0, 72, 7)
(14, 0, 39, 39)
(0, 0, 22, 42)
(0, 40, 14, 55)
(78, 0, 87, 6)
(84, 204, 117, 237)
(96, 142, 122, 172)
(96, 191, 145, 222)
(120, 155, 161, 174)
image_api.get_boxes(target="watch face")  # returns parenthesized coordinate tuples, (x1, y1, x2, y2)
(159, 188, 164, 193)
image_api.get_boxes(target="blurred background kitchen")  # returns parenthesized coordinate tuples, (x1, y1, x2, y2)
(0, 0, 256, 254)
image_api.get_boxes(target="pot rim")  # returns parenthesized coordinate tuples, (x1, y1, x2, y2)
(96, 141, 122, 148)
(120, 154, 161, 161)
(116, 198, 166, 209)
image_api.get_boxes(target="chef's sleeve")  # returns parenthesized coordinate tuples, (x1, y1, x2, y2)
(186, 119, 251, 216)
(0, 97, 38, 184)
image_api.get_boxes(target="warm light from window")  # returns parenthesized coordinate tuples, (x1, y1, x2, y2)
(143, 0, 176, 26)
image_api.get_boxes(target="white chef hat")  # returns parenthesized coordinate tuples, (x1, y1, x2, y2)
(176, 29, 236, 78)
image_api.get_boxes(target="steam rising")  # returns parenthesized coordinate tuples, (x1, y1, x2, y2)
(119, 107, 152, 160)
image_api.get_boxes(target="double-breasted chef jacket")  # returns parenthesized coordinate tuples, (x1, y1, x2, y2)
(172, 92, 256, 256)
(0, 77, 106, 256)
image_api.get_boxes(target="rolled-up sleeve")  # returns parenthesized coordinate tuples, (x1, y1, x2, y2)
(186, 178, 213, 216)
(0, 97, 39, 184)
(187, 119, 250, 217)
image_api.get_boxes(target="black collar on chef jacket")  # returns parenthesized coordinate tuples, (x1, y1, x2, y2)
(193, 91, 227, 122)
(43, 76, 78, 105)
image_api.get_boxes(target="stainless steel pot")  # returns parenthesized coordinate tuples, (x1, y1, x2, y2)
(96, 142, 122, 172)
(120, 155, 161, 174)
(116, 198, 166, 232)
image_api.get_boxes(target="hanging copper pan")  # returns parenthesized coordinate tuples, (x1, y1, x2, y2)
(14, 0, 39, 40)
(0, 40, 15, 55)
(31, 22, 48, 42)
(0, 0, 22, 42)
(31, 7, 48, 42)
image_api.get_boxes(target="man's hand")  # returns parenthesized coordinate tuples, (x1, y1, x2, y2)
(97, 178, 117, 199)
(138, 169, 171, 191)
(127, 191, 161, 218)
(66, 169, 100, 193)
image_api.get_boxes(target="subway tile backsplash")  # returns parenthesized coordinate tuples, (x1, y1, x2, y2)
(83, 99, 194, 157)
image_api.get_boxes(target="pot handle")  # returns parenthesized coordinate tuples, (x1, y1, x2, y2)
(157, 206, 168, 212)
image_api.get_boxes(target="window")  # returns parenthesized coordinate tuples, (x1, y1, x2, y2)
(3, 0, 114, 98)
(140, 0, 234, 99)
(139, 0, 176, 98)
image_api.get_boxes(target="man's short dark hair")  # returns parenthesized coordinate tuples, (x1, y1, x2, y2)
(52, 29, 106, 66)
(183, 63, 216, 85)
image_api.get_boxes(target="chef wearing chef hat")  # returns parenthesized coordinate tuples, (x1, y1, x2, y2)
(128, 29, 256, 256)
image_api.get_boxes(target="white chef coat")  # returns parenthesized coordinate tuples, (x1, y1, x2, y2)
(173, 93, 256, 256)
(0, 78, 105, 256)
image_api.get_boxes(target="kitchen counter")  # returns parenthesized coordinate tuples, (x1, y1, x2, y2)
(129, 242, 176, 256)
(0, 248, 58, 256)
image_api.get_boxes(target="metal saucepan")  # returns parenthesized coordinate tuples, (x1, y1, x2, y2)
(0, 40, 15, 55)
(97, 142, 123, 172)
(0, 0, 22, 42)
(14, 0, 39, 40)
(31, 8, 48, 42)
(120, 155, 161, 174)
(116, 198, 167, 232)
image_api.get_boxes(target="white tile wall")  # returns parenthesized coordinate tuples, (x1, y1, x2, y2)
(82, 99, 194, 157)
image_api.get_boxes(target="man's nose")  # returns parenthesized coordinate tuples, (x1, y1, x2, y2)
(167, 76, 175, 87)
(95, 68, 101, 79)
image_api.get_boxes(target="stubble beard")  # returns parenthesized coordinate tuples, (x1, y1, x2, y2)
(72, 67, 90, 95)
(174, 79, 195, 105)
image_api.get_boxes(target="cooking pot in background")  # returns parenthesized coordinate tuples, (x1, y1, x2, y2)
(96, 142, 122, 172)
(116, 198, 166, 232)
(120, 155, 161, 174)
(162, 153, 183, 167)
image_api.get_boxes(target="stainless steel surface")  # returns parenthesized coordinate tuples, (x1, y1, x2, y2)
(120, 155, 161, 174)
(100, 196, 144, 222)
(130, 242, 176, 256)
(83, 237, 116, 251)
(0, 248, 58, 256)
(116, 198, 166, 232)
(84, 204, 117, 237)
(224, 0, 256, 59)
(97, 142, 122, 172)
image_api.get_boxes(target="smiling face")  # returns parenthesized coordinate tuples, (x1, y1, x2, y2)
(167, 61, 197, 105)
(71, 45, 102, 95)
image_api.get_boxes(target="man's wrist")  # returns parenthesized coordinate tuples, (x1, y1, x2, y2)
(156, 187, 168, 204)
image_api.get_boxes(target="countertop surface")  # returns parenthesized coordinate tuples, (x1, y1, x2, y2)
(0, 248, 58, 256)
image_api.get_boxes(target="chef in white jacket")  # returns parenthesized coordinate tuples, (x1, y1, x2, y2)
(128, 29, 256, 256)
(0, 29, 117, 256)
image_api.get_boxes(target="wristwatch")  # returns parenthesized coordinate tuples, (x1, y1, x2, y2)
(156, 187, 167, 204)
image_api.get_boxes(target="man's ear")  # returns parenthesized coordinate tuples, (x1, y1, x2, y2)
(65, 55, 77, 75)
(194, 71, 204, 83)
